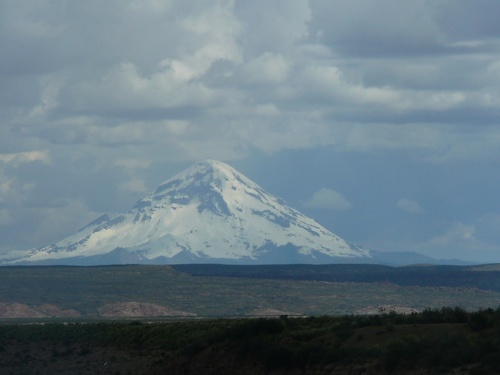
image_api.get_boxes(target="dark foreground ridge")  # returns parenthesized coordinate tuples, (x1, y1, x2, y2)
(2, 308, 500, 374)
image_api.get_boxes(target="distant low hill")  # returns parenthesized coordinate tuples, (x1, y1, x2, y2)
(172, 263, 500, 291)
(1, 264, 500, 319)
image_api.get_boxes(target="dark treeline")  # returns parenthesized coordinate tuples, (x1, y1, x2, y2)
(172, 263, 500, 292)
(2, 307, 500, 374)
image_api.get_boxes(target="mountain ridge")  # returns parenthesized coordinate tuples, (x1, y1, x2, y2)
(1, 160, 371, 265)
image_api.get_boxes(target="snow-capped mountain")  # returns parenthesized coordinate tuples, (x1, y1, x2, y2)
(2, 160, 371, 265)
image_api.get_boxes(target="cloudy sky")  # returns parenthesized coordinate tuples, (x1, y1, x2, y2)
(1, 0, 500, 263)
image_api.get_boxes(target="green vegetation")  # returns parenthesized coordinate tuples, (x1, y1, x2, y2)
(2, 308, 500, 374)
(173, 263, 500, 291)
(1, 264, 500, 317)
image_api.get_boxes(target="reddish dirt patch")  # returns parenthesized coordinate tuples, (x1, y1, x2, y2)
(0, 302, 46, 318)
(97, 302, 196, 317)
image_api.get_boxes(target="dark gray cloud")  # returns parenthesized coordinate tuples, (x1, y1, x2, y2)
(436, 0, 500, 40)
(309, 1, 443, 57)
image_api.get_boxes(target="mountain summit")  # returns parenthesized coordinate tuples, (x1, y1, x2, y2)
(2, 160, 371, 265)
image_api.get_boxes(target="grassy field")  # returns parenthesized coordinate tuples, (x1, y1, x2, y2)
(0, 264, 500, 317)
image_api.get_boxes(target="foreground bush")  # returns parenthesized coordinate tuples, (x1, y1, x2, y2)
(1, 308, 500, 374)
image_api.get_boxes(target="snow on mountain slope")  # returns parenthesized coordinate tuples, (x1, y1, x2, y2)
(1, 160, 371, 265)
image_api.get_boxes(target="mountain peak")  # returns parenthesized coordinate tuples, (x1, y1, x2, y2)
(2, 160, 371, 265)
(154, 160, 245, 192)
(179, 159, 233, 179)
(199, 159, 232, 170)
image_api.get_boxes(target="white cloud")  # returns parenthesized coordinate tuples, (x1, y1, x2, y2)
(238, 53, 290, 85)
(427, 222, 477, 248)
(0, 151, 51, 166)
(30, 74, 65, 118)
(421, 222, 495, 261)
(0, 151, 52, 206)
(396, 199, 424, 214)
(0, 177, 21, 205)
(3, 1, 500, 164)
(66, 61, 215, 113)
(303, 188, 353, 211)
